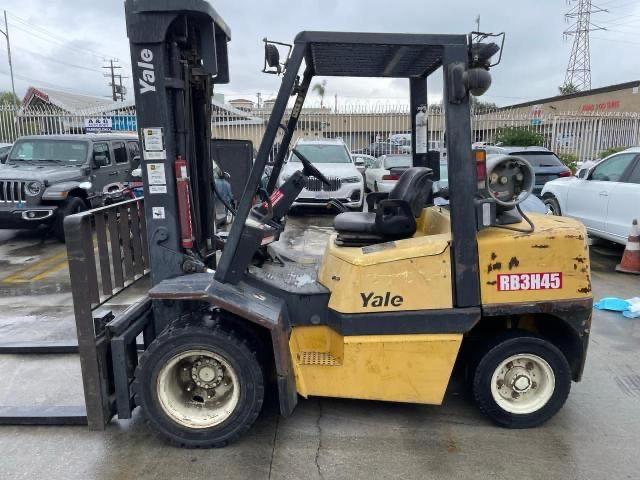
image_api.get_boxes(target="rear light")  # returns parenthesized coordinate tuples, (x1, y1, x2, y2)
(382, 174, 400, 181)
(474, 149, 487, 187)
(559, 170, 572, 178)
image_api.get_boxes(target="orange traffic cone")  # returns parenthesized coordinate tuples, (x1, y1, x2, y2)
(616, 219, 640, 274)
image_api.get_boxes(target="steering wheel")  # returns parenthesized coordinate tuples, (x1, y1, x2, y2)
(292, 149, 332, 187)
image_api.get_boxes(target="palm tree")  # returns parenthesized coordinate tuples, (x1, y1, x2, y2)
(558, 83, 579, 95)
(312, 80, 327, 108)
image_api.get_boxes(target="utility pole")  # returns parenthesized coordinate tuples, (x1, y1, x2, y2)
(115, 74, 128, 101)
(103, 59, 122, 101)
(475, 14, 480, 32)
(0, 10, 17, 102)
(563, 0, 607, 91)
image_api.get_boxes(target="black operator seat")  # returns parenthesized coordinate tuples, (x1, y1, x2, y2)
(333, 167, 433, 247)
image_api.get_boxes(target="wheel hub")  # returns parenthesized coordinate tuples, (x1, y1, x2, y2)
(504, 366, 532, 393)
(191, 357, 224, 389)
(156, 349, 240, 429)
(490, 353, 555, 415)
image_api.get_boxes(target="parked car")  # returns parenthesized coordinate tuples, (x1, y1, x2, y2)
(435, 159, 546, 213)
(353, 141, 402, 157)
(389, 133, 412, 153)
(0, 134, 140, 240)
(541, 147, 640, 245)
(212, 160, 235, 226)
(364, 154, 412, 192)
(483, 146, 572, 195)
(351, 153, 376, 174)
(0, 143, 11, 164)
(278, 138, 364, 210)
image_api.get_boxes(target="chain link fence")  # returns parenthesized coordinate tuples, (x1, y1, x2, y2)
(2, 102, 640, 161)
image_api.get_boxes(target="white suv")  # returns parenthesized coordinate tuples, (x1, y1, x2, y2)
(278, 138, 364, 210)
(541, 147, 640, 245)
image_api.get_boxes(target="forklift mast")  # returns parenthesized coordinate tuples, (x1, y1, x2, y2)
(125, 0, 231, 290)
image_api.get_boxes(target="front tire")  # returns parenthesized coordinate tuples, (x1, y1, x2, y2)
(472, 332, 571, 428)
(52, 196, 87, 242)
(543, 195, 561, 216)
(133, 318, 264, 448)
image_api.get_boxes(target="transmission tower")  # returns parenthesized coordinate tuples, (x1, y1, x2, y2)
(563, 0, 607, 92)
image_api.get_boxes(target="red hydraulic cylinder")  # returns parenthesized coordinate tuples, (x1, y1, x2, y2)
(174, 155, 194, 249)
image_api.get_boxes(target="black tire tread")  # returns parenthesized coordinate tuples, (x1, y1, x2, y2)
(472, 330, 571, 429)
(132, 314, 264, 448)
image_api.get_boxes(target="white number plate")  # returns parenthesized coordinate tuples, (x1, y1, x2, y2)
(497, 273, 562, 291)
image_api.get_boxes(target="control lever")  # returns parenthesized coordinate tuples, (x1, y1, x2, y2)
(327, 198, 349, 213)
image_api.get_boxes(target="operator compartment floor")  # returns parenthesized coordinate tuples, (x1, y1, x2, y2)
(248, 257, 327, 295)
(248, 214, 333, 295)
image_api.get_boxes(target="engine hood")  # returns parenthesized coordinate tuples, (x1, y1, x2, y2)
(0, 163, 87, 183)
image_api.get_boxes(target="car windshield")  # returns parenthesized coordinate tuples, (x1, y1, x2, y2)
(511, 152, 563, 168)
(384, 155, 411, 169)
(8, 139, 88, 165)
(290, 144, 351, 163)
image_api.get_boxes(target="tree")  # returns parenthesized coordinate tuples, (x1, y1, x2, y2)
(312, 80, 327, 108)
(558, 83, 579, 96)
(495, 127, 544, 147)
(470, 95, 498, 112)
(0, 91, 20, 106)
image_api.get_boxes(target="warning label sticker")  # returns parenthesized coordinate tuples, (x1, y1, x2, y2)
(497, 273, 562, 291)
(147, 163, 166, 185)
(149, 185, 167, 194)
(143, 127, 166, 159)
(152, 207, 165, 219)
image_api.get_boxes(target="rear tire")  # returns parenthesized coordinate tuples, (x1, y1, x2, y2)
(133, 317, 264, 448)
(472, 332, 571, 428)
(52, 196, 87, 242)
(543, 195, 561, 216)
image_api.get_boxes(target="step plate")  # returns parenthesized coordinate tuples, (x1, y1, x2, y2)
(300, 351, 341, 366)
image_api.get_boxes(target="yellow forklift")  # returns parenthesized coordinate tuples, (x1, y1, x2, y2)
(79, 0, 592, 447)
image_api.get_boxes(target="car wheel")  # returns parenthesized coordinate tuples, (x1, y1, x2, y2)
(133, 315, 264, 448)
(224, 208, 234, 225)
(52, 196, 87, 242)
(472, 331, 571, 429)
(543, 195, 561, 216)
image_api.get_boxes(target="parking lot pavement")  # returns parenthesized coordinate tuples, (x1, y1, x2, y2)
(0, 222, 639, 480)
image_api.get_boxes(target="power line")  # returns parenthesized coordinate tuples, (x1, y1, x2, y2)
(7, 11, 130, 66)
(7, 44, 104, 73)
(591, 35, 640, 45)
(0, 67, 99, 95)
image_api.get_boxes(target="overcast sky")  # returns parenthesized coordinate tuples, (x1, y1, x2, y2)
(0, 0, 638, 107)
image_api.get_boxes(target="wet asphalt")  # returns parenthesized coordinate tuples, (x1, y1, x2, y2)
(0, 214, 639, 480)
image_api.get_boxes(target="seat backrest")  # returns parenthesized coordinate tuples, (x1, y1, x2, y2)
(388, 167, 433, 217)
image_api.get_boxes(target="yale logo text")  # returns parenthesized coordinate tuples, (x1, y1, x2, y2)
(138, 49, 156, 94)
(360, 292, 404, 308)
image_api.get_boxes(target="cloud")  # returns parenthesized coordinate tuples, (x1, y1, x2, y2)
(0, 0, 637, 107)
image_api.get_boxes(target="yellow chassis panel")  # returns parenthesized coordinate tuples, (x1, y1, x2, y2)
(290, 326, 461, 405)
(477, 213, 592, 304)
